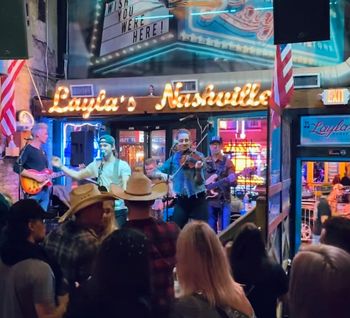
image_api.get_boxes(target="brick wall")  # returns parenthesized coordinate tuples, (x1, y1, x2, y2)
(0, 158, 20, 202)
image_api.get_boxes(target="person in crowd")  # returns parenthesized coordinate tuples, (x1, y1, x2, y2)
(97, 199, 117, 241)
(145, 158, 175, 221)
(288, 244, 350, 318)
(332, 174, 341, 185)
(320, 216, 350, 254)
(0, 193, 12, 249)
(170, 221, 254, 318)
(14, 122, 51, 210)
(52, 134, 131, 227)
(159, 128, 208, 228)
(313, 195, 332, 236)
(205, 136, 236, 233)
(327, 183, 345, 215)
(112, 170, 180, 317)
(65, 228, 153, 318)
(341, 163, 350, 186)
(44, 183, 117, 290)
(229, 223, 288, 318)
(0, 199, 68, 318)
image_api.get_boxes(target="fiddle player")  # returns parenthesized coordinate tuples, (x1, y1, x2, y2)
(205, 136, 236, 233)
(159, 128, 208, 228)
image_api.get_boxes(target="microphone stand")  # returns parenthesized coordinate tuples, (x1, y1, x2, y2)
(164, 144, 176, 222)
(16, 140, 31, 200)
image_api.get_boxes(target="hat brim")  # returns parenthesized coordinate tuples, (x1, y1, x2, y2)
(59, 193, 117, 223)
(111, 182, 168, 201)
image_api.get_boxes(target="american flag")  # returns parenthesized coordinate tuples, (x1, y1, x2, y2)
(270, 44, 294, 128)
(0, 60, 25, 136)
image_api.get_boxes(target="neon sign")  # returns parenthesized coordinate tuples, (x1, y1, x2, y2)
(155, 82, 270, 110)
(49, 82, 271, 118)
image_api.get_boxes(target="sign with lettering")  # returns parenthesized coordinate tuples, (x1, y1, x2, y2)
(48, 82, 270, 118)
(301, 115, 350, 145)
(100, 0, 170, 56)
(321, 89, 350, 105)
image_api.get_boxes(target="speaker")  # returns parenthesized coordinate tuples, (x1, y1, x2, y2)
(273, 0, 330, 44)
(70, 131, 94, 167)
(0, 0, 31, 59)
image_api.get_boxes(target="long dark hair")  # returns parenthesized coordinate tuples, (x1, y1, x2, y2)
(92, 228, 151, 298)
(230, 223, 267, 281)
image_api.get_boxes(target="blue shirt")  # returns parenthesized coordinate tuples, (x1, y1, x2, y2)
(159, 151, 206, 197)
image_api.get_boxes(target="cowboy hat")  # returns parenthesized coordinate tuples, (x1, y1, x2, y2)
(111, 171, 168, 201)
(59, 183, 117, 223)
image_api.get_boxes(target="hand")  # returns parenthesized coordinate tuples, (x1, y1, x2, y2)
(195, 160, 203, 169)
(34, 174, 49, 183)
(78, 163, 86, 170)
(52, 156, 63, 168)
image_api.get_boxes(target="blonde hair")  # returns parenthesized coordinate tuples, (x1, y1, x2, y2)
(99, 200, 117, 241)
(176, 221, 249, 312)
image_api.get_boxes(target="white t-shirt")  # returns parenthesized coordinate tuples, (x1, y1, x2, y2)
(78, 157, 131, 210)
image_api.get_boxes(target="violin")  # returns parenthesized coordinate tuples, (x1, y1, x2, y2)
(180, 152, 203, 169)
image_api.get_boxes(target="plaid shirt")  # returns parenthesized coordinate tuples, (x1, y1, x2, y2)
(43, 220, 100, 288)
(125, 218, 180, 311)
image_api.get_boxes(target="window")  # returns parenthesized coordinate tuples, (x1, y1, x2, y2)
(38, 0, 46, 23)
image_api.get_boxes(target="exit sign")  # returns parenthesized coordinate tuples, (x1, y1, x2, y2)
(321, 88, 350, 105)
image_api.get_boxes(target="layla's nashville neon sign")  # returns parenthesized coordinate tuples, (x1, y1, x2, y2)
(49, 82, 271, 118)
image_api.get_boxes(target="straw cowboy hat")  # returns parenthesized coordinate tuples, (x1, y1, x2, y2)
(111, 171, 168, 201)
(59, 183, 117, 223)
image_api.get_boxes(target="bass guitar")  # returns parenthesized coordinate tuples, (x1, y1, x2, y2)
(205, 167, 255, 199)
(205, 173, 237, 199)
(20, 169, 65, 195)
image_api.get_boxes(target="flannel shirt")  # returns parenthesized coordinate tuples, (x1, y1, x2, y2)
(43, 220, 100, 288)
(125, 218, 180, 311)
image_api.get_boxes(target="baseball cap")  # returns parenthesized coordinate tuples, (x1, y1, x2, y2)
(7, 199, 55, 224)
(99, 134, 115, 146)
(209, 136, 223, 144)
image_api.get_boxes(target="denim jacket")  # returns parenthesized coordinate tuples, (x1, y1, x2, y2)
(159, 150, 206, 197)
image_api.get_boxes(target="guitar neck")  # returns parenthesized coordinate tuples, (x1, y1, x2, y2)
(206, 175, 232, 190)
(50, 171, 65, 179)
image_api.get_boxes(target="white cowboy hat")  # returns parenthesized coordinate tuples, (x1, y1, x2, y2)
(111, 171, 168, 201)
(59, 183, 117, 223)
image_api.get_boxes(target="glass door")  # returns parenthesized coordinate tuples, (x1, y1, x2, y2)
(119, 130, 145, 169)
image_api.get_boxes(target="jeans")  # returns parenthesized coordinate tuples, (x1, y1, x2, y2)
(208, 202, 231, 233)
(26, 187, 51, 212)
(173, 192, 208, 228)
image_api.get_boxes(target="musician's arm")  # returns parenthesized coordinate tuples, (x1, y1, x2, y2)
(52, 157, 94, 180)
(194, 155, 205, 184)
(20, 169, 48, 182)
(227, 160, 237, 186)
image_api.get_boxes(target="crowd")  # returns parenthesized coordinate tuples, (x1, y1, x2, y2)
(1, 171, 350, 318)
(0, 124, 350, 317)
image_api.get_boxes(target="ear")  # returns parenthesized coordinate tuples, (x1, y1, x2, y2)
(27, 220, 36, 232)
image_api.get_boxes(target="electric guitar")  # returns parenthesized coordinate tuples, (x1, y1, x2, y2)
(205, 167, 255, 199)
(20, 169, 65, 195)
(205, 173, 237, 199)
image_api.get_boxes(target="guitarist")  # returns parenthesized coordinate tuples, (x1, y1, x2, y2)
(205, 136, 236, 233)
(13, 123, 51, 211)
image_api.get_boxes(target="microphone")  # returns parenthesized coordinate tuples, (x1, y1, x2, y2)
(24, 136, 33, 141)
(97, 150, 105, 159)
(179, 114, 194, 122)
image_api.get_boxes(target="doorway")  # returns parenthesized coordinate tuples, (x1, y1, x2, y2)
(296, 158, 350, 249)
